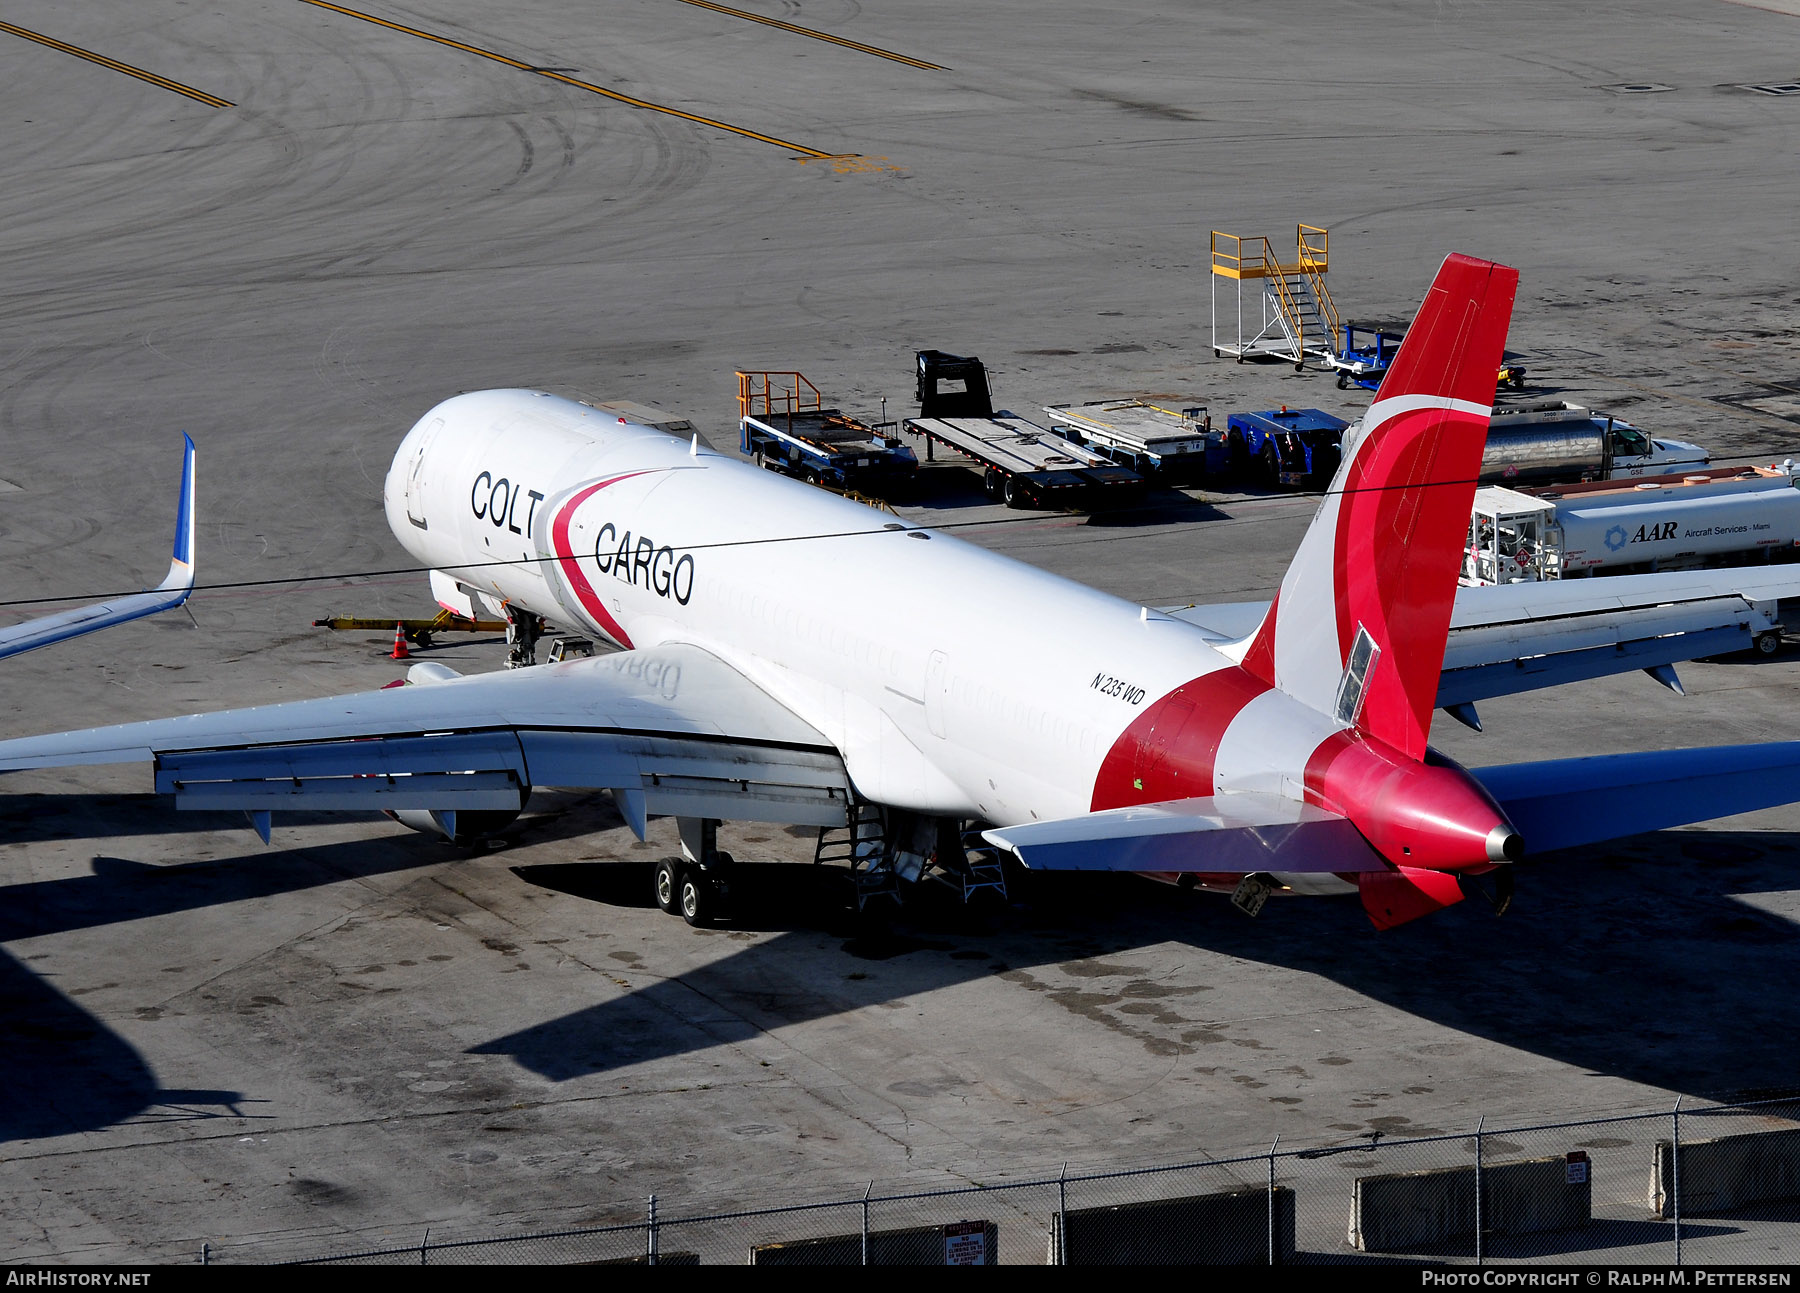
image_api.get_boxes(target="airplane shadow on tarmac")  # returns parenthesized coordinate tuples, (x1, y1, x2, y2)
(0, 833, 460, 1144)
(8, 812, 1800, 1143)
(0, 789, 632, 1143)
(485, 830, 1800, 1105)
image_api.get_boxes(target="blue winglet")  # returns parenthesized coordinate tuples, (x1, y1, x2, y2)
(171, 433, 195, 568)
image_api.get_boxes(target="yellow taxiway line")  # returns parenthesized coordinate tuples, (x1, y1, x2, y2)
(0, 21, 233, 108)
(674, 0, 945, 71)
(299, 0, 839, 158)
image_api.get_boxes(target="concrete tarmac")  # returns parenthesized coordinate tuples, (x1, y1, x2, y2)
(4, 0, 1800, 1263)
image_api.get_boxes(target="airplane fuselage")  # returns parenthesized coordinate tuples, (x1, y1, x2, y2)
(385, 390, 1254, 828)
(382, 389, 1511, 893)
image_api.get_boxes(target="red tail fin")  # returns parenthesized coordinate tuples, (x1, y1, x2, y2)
(1241, 254, 1518, 760)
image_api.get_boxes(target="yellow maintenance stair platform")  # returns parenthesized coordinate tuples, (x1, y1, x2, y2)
(1210, 224, 1341, 369)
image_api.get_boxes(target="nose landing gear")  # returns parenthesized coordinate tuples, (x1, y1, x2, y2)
(505, 607, 544, 668)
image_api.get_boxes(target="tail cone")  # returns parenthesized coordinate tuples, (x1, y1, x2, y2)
(389, 622, 410, 660)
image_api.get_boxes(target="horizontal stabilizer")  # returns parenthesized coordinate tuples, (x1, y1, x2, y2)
(983, 793, 1388, 874)
(1475, 741, 1800, 855)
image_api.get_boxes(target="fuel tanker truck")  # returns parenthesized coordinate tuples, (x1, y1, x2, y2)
(1463, 463, 1800, 588)
(1479, 401, 1709, 485)
(1300, 401, 1705, 494)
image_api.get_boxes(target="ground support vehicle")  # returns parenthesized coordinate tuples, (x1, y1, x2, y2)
(1327, 323, 1527, 393)
(312, 608, 507, 647)
(906, 351, 1147, 510)
(737, 370, 917, 498)
(1463, 465, 1800, 599)
(1481, 401, 1708, 486)
(1326, 323, 1405, 390)
(1225, 408, 1347, 487)
(1039, 400, 1218, 484)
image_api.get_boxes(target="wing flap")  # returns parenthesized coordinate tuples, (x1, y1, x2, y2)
(175, 771, 527, 813)
(982, 792, 1388, 874)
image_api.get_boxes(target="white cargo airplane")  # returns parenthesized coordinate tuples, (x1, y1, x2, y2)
(0, 435, 196, 660)
(2, 262, 1799, 931)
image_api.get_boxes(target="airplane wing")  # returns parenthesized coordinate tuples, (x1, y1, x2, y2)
(983, 793, 1388, 874)
(1160, 565, 1800, 712)
(0, 643, 851, 836)
(1473, 741, 1800, 856)
(0, 434, 196, 661)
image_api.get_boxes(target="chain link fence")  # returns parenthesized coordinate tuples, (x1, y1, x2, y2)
(250, 1095, 1800, 1266)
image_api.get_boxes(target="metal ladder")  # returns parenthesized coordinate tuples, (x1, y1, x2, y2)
(924, 827, 1009, 903)
(814, 800, 898, 910)
(1211, 224, 1340, 368)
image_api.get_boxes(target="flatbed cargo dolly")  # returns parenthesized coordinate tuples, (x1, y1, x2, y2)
(1039, 400, 1218, 484)
(737, 370, 917, 498)
(906, 351, 1148, 510)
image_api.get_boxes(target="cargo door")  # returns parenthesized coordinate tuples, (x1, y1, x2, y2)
(924, 650, 950, 738)
(404, 417, 444, 529)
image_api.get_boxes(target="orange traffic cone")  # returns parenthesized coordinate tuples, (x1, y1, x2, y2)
(389, 622, 410, 660)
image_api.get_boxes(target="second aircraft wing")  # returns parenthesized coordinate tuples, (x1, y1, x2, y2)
(1161, 565, 1800, 710)
(0, 434, 196, 662)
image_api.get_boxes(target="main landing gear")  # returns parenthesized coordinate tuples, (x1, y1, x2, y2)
(653, 817, 734, 928)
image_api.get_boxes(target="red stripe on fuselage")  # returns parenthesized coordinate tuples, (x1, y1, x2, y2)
(549, 472, 656, 649)
(1090, 666, 1270, 811)
(1239, 590, 1278, 687)
(1302, 726, 1359, 811)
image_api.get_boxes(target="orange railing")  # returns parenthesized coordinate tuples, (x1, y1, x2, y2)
(1210, 230, 1277, 280)
(737, 370, 821, 423)
(1297, 224, 1339, 343)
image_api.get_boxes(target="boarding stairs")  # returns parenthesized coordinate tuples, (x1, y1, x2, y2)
(815, 808, 1009, 908)
(1211, 224, 1342, 369)
(815, 800, 898, 910)
(921, 827, 1009, 903)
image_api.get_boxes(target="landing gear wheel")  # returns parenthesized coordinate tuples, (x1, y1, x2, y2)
(680, 871, 718, 927)
(1757, 631, 1782, 656)
(654, 857, 682, 914)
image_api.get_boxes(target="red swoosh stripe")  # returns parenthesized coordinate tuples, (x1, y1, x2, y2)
(549, 471, 656, 649)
